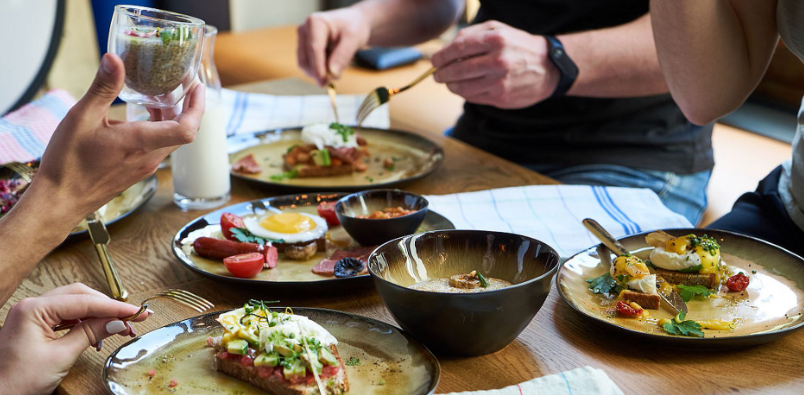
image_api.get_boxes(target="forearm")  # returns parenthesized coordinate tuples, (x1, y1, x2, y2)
(650, 0, 778, 124)
(0, 180, 82, 304)
(560, 14, 667, 98)
(355, 0, 463, 46)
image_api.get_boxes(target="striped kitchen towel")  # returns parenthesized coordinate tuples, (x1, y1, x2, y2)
(220, 88, 390, 136)
(426, 185, 692, 258)
(0, 89, 76, 164)
(444, 366, 623, 395)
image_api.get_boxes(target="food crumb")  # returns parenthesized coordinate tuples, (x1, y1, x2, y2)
(148, 369, 156, 378)
(168, 379, 178, 388)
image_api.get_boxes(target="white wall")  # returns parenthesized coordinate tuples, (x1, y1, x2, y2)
(229, 0, 323, 32)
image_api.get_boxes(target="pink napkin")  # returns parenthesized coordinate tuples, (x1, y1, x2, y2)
(0, 89, 76, 164)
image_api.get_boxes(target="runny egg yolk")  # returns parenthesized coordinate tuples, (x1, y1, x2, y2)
(259, 213, 317, 234)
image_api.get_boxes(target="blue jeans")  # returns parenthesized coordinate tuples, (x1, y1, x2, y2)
(526, 164, 712, 226)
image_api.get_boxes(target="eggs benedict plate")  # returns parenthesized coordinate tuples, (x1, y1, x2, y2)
(172, 192, 455, 291)
(556, 228, 804, 346)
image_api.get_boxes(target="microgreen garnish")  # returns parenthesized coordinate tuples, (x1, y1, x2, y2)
(677, 284, 712, 302)
(346, 357, 361, 366)
(230, 227, 283, 245)
(329, 123, 354, 142)
(270, 169, 298, 181)
(677, 264, 704, 273)
(662, 312, 704, 337)
(687, 234, 720, 256)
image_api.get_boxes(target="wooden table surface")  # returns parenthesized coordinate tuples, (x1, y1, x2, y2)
(5, 79, 803, 395)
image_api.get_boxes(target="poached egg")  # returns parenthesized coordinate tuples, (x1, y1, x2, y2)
(610, 255, 657, 295)
(649, 234, 721, 274)
(301, 123, 358, 150)
(243, 212, 328, 244)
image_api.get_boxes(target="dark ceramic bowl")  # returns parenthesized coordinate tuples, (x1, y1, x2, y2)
(335, 189, 429, 246)
(369, 230, 560, 356)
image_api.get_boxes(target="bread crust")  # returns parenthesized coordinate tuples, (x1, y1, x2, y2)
(654, 268, 717, 288)
(620, 290, 661, 310)
(215, 344, 349, 395)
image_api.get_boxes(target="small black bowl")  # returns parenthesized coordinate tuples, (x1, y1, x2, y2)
(335, 189, 429, 246)
(369, 230, 560, 356)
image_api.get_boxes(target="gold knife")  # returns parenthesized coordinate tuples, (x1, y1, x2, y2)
(86, 211, 128, 301)
(325, 74, 339, 124)
(583, 218, 687, 314)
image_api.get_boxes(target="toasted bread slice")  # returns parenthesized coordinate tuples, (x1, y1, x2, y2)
(654, 268, 717, 288)
(216, 344, 349, 395)
(620, 290, 661, 310)
(288, 163, 355, 178)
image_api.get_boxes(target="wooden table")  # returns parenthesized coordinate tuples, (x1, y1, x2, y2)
(5, 79, 803, 395)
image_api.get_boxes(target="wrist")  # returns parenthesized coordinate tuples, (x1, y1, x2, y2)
(14, 177, 86, 238)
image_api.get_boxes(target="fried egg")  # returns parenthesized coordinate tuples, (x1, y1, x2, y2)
(243, 212, 327, 244)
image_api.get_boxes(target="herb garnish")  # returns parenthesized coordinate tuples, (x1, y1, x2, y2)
(677, 284, 712, 302)
(677, 264, 704, 273)
(345, 357, 361, 366)
(329, 123, 354, 143)
(586, 272, 623, 295)
(270, 169, 298, 181)
(662, 312, 704, 337)
(230, 227, 284, 245)
(475, 272, 489, 288)
(687, 234, 720, 256)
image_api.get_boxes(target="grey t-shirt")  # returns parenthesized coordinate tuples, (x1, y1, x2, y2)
(775, 0, 804, 231)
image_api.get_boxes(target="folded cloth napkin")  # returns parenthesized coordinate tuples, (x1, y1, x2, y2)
(0, 89, 76, 164)
(220, 88, 390, 136)
(444, 366, 624, 395)
(426, 185, 692, 258)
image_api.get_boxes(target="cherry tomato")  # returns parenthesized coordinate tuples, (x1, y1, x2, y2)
(317, 202, 340, 226)
(223, 253, 264, 278)
(615, 300, 643, 317)
(221, 213, 246, 241)
(726, 273, 750, 292)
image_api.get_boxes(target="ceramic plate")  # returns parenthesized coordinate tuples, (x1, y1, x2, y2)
(0, 165, 157, 239)
(104, 308, 440, 395)
(172, 192, 455, 291)
(227, 127, 444, 192)
(557, 228, 804, 347)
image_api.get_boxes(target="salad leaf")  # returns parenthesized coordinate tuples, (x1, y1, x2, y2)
(662, 312, 705, 337)
(677, 264, 704, 273)
(585, 272, 623, 295)
(230, 227, 283, 245)
(270, 169, 298, 181)
(677, 284, 712, 302)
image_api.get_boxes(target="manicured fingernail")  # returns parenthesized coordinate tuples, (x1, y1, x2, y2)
(106, 320, 127, 334)
(95, 340, 103, 352)
(126, 322, 137, 337)
(100, 55, 114, 74)
(146, 309, 155, 316)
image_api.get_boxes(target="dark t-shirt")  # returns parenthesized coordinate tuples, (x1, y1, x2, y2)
(451, 0, 714, 174)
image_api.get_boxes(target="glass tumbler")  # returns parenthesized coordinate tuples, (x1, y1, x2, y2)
(108, 5, 205, 108)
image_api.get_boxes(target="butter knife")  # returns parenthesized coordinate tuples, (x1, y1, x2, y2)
(583, 218, 687, 314)
(86, 211, 128, 301)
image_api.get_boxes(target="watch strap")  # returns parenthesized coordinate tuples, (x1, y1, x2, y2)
(544, 35, 579, 98)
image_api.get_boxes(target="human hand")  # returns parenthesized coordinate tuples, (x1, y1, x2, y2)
(32, 53, 205, 225)
(0, 283, 151, 395)
(297, 7, 371, 85)
(431, 20, 560, 109)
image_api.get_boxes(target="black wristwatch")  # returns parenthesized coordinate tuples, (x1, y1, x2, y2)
(544, 35, 578, 98)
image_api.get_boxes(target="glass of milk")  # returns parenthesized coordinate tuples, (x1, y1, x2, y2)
(171, 25, 230, 210)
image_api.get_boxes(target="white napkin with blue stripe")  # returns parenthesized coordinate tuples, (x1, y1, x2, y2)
(444, 366, 623, 395)
(220, 88, 390, 136)
(426, 185, 692, 258)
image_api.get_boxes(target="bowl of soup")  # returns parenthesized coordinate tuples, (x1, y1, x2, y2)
(368, 230, 560, 356)
(335, 189, 428, 246)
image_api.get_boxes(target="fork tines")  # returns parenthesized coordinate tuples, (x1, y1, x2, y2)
(157, 289, 215, 313)
(355, 91, 381, 127)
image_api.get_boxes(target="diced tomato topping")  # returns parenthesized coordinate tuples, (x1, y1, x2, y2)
(321, 365, 339, 377)
(726, 273, 750, 292)
(148, 369, 156, 378)
(168, 379, 178, 388)
(219, 351, 229, 359)
(264, 245, 278, 269)
(223, 253, 264, 278)
(317, 201, 340, 226)
(257, 366, 274, 378)
(615, 300, 643, 317)
(241, 355, 253, 367)
(289, 374, 316, 385)
(221, 213, 245, 241)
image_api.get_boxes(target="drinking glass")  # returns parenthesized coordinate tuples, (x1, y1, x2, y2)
(171, 25, 231, 210)
(108, 5, 205, 108)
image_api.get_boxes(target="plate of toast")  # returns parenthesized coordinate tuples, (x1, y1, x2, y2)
(227, 124, 444, 192)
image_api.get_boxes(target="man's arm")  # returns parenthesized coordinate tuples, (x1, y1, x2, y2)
(650, 1, 779, 125)
(561, 14, 667, 98)
(297, 0, 463, 84)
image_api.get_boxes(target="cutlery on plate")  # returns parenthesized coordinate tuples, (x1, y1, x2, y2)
(52, 289, 214, 331)
(583, 218, 688, 314)
(86, 211, 128, 302)
(355, 66, 436, 126)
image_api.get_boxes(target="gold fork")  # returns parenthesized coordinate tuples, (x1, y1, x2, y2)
(355, 66, 436, 127)
(52, 289, 215, 331)
(325, 76, 340, 124)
